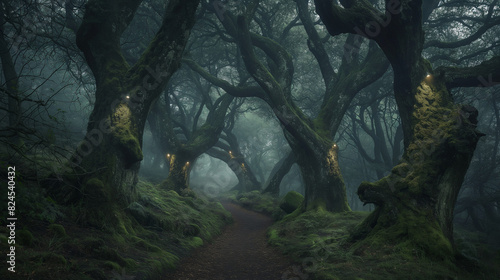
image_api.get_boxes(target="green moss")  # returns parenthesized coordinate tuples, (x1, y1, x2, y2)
(148, 252, 178, 274)
(130, 236, 162, 252)
(267, 208, 479, 279)
(279, 191, 304, 214)
(168, 190, 180, 196)
(234, 191, 284, 219)
(354, 207, 453, 262)
(183, 223, 201, 236)
(2, 177, 232, 279)
(183, 236, 203, 248)
(83, 178, 107, 200)
(39, 252, 67, 266)
(103, 261, 121, 271)
(111, 104, 143, 163)
(48, 224, 67, 238)
(312, 117, 331, 139)
(113, 125, 143, 163)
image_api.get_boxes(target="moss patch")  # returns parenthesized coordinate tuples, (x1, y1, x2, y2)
(226, 190, 286, 220)
(279, 191, 304, 214)
(269, 209, 499, 280)
(111, 104, 143, 163)
(0, 176, 231, 280)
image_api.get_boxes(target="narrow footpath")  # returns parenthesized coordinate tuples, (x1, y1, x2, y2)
(166, 202, 294, 280)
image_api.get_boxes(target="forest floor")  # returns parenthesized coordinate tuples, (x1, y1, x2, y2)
(166, 202, 295, 280)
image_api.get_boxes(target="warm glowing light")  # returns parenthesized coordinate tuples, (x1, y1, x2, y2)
(126, 95, 130, 99)
(333, 144, 337, 148)
(229, 151, 232, 154)
(167, 154, 170, 157)
(426, 74, 431, 78)
(186, 162, 190, 165)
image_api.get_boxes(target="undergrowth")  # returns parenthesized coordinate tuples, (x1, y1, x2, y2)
(0, 165, 232, 280)
(220, 190, 286, 220)
(268, 207, 500, 280)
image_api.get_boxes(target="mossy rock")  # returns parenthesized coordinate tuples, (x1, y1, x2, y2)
(48, 224, 67, 238)
(187, 236, 203, 248)
(279, 191, 304, 214)
(17, 229, 34, 246)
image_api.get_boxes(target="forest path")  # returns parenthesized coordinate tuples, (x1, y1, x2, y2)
(166, 202, 294, 280)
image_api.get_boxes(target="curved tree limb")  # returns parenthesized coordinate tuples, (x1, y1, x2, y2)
(435, 56, 500, 89)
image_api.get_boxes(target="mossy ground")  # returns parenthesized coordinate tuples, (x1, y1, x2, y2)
(0, 157, 231, 280)
(268, 208, 500, 280)
(220, 190, 286, 220)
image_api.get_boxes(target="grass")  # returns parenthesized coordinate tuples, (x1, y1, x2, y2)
(268, 206, 500, 280)
(0, 167, 232, 280)
(220, 190, 286, 220)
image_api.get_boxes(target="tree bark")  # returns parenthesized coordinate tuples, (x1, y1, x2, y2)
(186, 1, 389, 211)
(314, 0, 500, 259)
(263, 151, 295, 195)
(355, 73, 483, 259)
(47, 0, 200, 229)
(207, 144, 261, 193)
(157, 94, 234, 193)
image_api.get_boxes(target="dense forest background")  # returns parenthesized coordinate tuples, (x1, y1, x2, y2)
(0, 0, 499, 279)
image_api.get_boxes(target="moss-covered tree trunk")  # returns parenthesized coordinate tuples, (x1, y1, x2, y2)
(154, 94, 234, 193)
(207, 147, 260, 192)
(315, 0, 500, 259)
(48, 0, 200, 229)
(355, 69, 483, 259)
(291, 136, 350, 212)
(188, 3, 387, 212)
(163, 150, 193, 193)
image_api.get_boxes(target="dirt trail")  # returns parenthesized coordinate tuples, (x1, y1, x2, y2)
(166, 202, 294, 280)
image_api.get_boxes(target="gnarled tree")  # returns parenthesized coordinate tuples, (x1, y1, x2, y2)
(206, 101, 261, 192)
(48, 0, 200, 228)
(187, 0, 388, 211)
(315, 0, 500, 259)
(148, 69, 234, 193)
